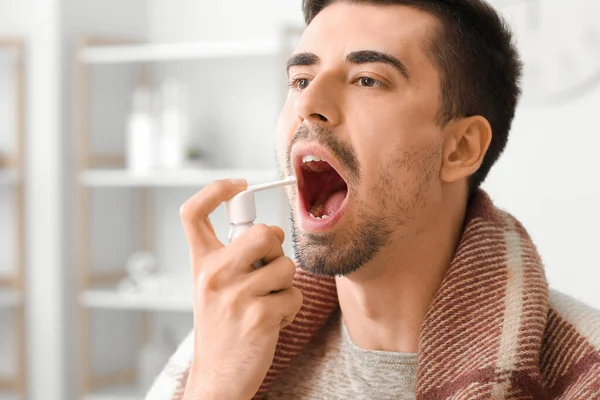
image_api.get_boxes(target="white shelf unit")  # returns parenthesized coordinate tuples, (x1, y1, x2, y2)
(80, 289, 191, 313)
(0, 170, 18, 186)
(0, 38, 26, 399)
(0, 290, 22, 308)
(0, 390, 20, 400)
(75, 33, 300, 399)
(80, 168, 277, 188)
(82, 384, 142, 400)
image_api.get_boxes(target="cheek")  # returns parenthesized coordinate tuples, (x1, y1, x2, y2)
(360, 136, 442, 212)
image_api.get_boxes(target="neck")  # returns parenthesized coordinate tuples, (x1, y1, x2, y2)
(337, 192, 467, 353)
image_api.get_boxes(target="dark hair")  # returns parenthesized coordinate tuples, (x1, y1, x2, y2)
(302, 0, 523, 194)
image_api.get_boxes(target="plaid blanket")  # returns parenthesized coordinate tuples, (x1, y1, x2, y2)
(146, 191, 600, 399)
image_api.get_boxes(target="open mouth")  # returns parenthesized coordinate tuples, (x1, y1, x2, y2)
(295, 150, 349, 226)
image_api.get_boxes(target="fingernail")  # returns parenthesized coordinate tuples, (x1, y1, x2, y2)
(228, 178, 247, 186)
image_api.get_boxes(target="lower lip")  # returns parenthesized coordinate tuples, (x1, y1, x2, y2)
(297, 190, 349, 232)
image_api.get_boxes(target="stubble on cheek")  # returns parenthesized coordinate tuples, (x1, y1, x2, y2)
(370, 142, 442, 228)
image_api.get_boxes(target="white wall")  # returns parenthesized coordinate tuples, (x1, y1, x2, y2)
(25, 0, 65, 397)
(484, 0, 600, 309)
(484, 86, 600, 308)
(0, 0, 66, 399)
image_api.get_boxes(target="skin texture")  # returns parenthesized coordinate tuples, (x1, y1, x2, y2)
(276, 3, 492, 353)
(183, 3, 492, 399)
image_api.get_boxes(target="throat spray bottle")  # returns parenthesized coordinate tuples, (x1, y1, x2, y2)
(225, 176, 297, 268)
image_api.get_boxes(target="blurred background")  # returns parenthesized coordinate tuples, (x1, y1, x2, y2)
(0, 0, 598, 399)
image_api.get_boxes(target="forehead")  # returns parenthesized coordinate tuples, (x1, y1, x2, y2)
(297, 3, 439, 75)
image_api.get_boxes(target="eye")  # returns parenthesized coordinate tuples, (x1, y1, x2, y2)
(288, 78, 311, 91)
(356, 77, 384, 88)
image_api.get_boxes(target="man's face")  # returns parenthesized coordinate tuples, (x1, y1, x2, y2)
(277, 3, 445, 276)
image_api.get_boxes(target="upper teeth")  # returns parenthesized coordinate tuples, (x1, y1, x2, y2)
(302, 155, 323, 163)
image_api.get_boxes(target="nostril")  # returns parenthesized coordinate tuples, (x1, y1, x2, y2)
(316, 114, 327, 122)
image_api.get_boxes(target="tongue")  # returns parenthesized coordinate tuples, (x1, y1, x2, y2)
(324, 190, 346, 216)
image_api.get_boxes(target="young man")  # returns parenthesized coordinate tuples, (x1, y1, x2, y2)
(147, 1, 600, 399)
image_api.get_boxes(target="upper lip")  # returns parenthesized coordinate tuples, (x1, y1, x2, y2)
(291, 143, 350, 188)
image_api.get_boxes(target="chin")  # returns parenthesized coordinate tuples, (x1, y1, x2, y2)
(290, 207, 391, 278)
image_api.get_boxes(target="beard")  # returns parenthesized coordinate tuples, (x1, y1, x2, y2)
(289, 192, 393, 277)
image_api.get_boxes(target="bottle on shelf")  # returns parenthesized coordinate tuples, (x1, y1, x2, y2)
(158, 79, 189, 170)
(126, 86, 158, 174)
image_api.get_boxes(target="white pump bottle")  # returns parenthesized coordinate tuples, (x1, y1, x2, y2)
(225, 176, 296, 268)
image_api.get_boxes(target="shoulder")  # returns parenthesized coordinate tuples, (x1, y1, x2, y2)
(144, 330, 194, 400)
(541, 290, 600, 398)
(548, 289, 600, 347)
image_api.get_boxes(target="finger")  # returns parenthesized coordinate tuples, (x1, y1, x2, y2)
(268, 225, 285, 246)
(264, 287, 304, 329)
(226, 224, 285, 271)
(242, 256, 296, 295)
(180, 179, 248, 257)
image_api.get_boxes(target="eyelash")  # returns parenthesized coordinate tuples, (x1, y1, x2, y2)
(288, 76, 385, 91)
(288, 78, 310, 91)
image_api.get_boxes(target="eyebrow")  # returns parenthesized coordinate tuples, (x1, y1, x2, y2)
(286, 52, 320, 75)
(286, 50, 410, 81)
(347, 50, 410, 81)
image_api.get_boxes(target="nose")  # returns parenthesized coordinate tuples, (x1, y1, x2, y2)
(294, 73, 342, 127)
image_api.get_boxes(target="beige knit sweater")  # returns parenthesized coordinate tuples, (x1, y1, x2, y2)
(146, 191, 600, 399)
(267, 313, 419, 399)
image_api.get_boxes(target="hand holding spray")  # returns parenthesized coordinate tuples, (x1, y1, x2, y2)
(225, 176, 297, 268)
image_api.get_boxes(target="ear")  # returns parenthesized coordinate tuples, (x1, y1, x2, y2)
(440, 116, 492, 183)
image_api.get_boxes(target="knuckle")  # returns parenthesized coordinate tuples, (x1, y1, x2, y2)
(194, 251, 232, 292)
(282, 257, 297, 280)
(222, 291, 244, 319)
(252, 224, 273, 244)
(180, 180, 230, 221)
(179, 201, 192, 221)
(246, 302, 270, 329)
(208, 179, 229, 194)
(195, 267, 219, 293)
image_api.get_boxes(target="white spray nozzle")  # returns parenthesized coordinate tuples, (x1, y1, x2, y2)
(225, 176, 297, 225)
